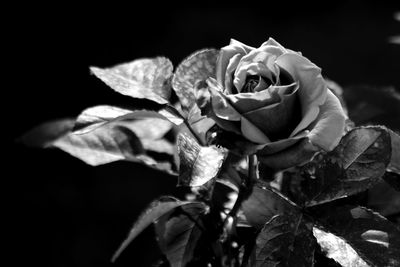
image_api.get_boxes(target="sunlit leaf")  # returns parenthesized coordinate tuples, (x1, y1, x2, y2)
(112, 197, 193, 262)
(53, 122, 176, 174)
(254, 214, 315, 267)
(155, 202, 207, 267)
(91, 57, 173, 104)
(172, 49, 219, 112)
(299, 126, 391, 206)
(177, 133, 226, 187)
(73, 105, 183, 134)
(18, 118, 75, 147)
(314, 206, 400, 267)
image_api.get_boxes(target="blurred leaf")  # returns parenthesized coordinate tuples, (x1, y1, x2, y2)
(18, 118, 75, 147)
(177, 133, 226, 187)
(253, 214, 315, 267)
(241, 183, 300, 230)
(53, 121, 176, 174)
(90, 57, 173, 104)
(383, 171, 400, 192)
(112, 197, 194, 262)
(172, 49, 219, 113)
(155, 202, 207, 267)
(300, 126, 391, 207)
(74, 105, 183, 134)
(368, 179, 400, 216)
(343, 86, 400, 131)
(314, 206, 400, 267)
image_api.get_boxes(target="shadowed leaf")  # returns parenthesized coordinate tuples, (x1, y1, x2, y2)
(155, 202, 207, 267)
(172, 49, 219, 113)
(387, 129, 400, 175)
(112, 197, 194, 262)
(314, 206, 400, 267)
(18, 118, 76, 147)
(91, 57, 173, 104)
(177, 133, 226, 187)
(299, 126, 391, 206)
(254, 214, 315, 267)
(368, 179, 400, 216)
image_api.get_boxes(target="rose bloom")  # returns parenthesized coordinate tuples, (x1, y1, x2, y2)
(196, 38, 346, 169)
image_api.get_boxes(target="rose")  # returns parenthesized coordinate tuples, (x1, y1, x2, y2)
(196, 38, 346, 169)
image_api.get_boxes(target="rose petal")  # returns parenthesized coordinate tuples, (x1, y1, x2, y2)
(308, 89, 346, 151)
(240, 116, 270, 143)
(216, 39, 253, 86)
(276, 53, 328, 135)
(233, 62, 275, 91)
(243, 85, 300, 140)
(208, 85, 241, 121)
(224, 53, 243, 94)
(258, 138, 319, 170)
(258, 130, 310, 155)
(260, 38, 287, 54)
(226, 83, 298, 113)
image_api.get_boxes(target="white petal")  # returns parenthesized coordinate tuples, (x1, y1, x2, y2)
(308, 90, 346, 151)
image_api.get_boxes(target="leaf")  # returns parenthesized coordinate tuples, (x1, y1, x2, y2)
(383, 171, 400, 192)
(177, 133, 226, 187)
(155, 202, 207, 267)
(111, 197, 194, 262)
(172, 49, 219, 112)
(18, 118, 76, 147)
(74, 105, 184, 134)
(299, 126, 392, 207)
(387, 129, 400, 174)
(314, 206, 400, 267)
(90, 57, 173, 104)
(343, 85, 400, 131)
(368, 179, 400, 216)
(53, 121, 176, 174)
(241, 184, 300, 230)
(254, 214, 315, 267)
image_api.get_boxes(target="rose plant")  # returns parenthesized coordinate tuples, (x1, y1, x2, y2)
(21, 38, 400, 267)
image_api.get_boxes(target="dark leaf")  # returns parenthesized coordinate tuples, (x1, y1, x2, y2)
(155, 202, 207, 267)
(172, 49, 219, 113)
(91, 57, 173, 104)
(368, 179, 400, 216)
(73, 105, 183, 134)
(18, 118, 75, 147)
(300, 126, 391, 207)
(112, 197, 194, 262)
(314, 206, 400, 267)
(177, 133, 226, 187)
(241, 183, 300, 230)
(383, 171, 400, 191)
(254, 214, 315, 267)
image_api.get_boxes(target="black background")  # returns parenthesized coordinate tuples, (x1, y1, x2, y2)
(8, 3, 400, 267)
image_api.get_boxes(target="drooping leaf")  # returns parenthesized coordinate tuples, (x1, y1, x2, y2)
(111, 197, 193, 262)
(314, 206, 400, 267)
(53, 121, 176, 174)
(73, 105, 183, 134)
(18, 118, 76, 147)
(172, 49, 219, 113)
(253, 214, 315, 267)
(155, 202, 207, 267)
(90, 57, 173, 104)
(177, 133, 226, 187)
(299, 126, 391, 207)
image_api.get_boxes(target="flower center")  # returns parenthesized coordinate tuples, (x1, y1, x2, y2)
(242, 75, 272, 93)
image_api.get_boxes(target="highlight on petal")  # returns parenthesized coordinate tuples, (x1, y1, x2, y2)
(224, 53, 243, 94)
(216, 40, 253, 86)
(209, 87, 241, 121)
(276, 53, 327, 135)
(308, 90, 346, 151)
(260, 37, 287, 53)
